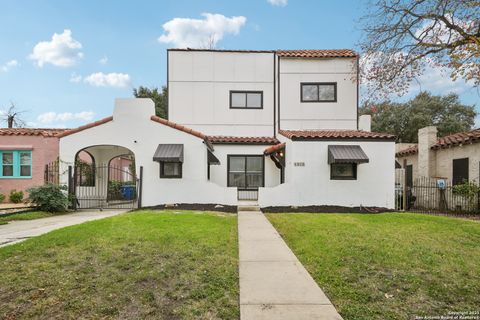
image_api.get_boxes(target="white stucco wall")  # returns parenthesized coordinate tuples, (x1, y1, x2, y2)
(279, 57, 358, 130)
(60, 99, 237, 206)
(259, 140, 395, 208)
(435, 144, 480, 182)
(168, 50, 275, 136)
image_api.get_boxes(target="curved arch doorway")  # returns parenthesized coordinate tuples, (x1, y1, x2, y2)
(74, 145, 138, 209)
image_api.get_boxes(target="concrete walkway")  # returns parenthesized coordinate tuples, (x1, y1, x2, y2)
(0, 209, 127, 247)
(238, 209, 343, 320)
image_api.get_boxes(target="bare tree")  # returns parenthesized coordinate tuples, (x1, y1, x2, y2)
(359, 0, 480, 100)
(1, 103, 26, 128)
(200, 34, 217, 49)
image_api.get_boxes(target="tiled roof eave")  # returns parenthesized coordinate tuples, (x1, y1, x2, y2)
(207, 136, 280, 145)
(279, 130, 396, 141)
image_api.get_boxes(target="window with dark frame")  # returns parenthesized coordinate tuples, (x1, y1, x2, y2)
(227, 155, 264, 188)
(230, 91, 263, 109)
(301, 83, 337, 102)
(452, 158, 468, 185)
(406, 165, 413, 188)
(160, 161, 182, 178)
(330, 163, 357, 180)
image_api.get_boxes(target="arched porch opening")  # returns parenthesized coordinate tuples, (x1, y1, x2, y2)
(73, 145, 138, 209)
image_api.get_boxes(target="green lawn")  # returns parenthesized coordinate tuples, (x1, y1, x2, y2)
(0, 210, 239, 320)
(267, 213, 480, 320)
(0, 211, 66, 225)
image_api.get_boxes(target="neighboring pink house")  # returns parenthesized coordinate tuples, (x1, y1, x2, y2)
(0, 128, 66, 201)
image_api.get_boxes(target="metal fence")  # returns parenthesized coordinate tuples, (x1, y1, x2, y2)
(395, 171, 480, 214)
(74, 164, 139, 210)
(408, 177, 479, 214)
(238, 188, 259, 201)
(44, 160, 60, 185)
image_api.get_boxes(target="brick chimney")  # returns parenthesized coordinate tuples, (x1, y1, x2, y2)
(417, 126, 437, 177)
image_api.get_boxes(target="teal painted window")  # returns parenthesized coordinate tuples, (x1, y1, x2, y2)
(0, 150, 32, 179)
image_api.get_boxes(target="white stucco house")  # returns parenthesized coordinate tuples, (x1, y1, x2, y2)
(58, 49, 396, 209)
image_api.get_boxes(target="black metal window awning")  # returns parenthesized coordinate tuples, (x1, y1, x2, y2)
(153, 144, 184, 162)
(328, 145, 369, 164)
(208, 150, 220, 165)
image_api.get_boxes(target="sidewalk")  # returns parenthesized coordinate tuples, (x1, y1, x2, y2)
(0, 209, 127, 247)
(238, 209, 343, 320)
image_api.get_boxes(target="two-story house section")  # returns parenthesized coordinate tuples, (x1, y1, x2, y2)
(58, 48, 396, 210)
(276, 49, 358, 130)
(168, 48, 359, 134)
(168, 49, 275, 136)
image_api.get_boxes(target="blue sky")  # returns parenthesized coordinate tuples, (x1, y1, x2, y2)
(0, 0, 478, 128)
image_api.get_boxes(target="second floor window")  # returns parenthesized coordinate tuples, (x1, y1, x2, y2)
(230, 91, 263, 109)
(301, 83, 337, 102)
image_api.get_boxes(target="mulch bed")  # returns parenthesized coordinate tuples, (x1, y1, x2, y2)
(262, 205, 393, 214)
(137, 203, 238, 213)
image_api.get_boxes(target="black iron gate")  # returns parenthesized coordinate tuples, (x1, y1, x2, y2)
(73, 164, 140, 209)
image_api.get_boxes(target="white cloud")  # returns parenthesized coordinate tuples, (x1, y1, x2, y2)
(69, 72, 82, 83)
(99, 55, 108, 65)
(158, 13, 246, 48)
(267, 0, 288, 6)
(37, 111, 95, 124)
(83, 72, 130, 88)
(29, 29, 83, 67)
(408, 65, 467, 95)
(1, 60, 19, 72)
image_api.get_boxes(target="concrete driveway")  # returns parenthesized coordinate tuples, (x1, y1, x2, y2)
(0, 209, 128, 247)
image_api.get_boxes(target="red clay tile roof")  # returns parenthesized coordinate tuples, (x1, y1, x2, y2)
(207, 136, 280, 145)
(279, 129, 395, 140)
(0, 128, 67, 137)
(57, 116, 114, 138)
(395, 145, 418, 157)
(396, 128, 480, 157)
(150, 116, 206, 139)
(264, 142, 286, 155)
(276, 49, 357, 58)
(59, 115, 207, 140)
(432, 129, 480, 150)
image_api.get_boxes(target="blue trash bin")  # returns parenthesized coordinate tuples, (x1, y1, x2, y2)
(120, 185, 135, 200)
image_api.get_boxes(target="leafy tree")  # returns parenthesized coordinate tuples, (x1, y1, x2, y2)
(359, 0, 480, 100)
(133, 86, 168, 119)
(360, 91, 477, 142)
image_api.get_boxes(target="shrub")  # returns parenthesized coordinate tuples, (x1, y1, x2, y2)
(0, 193, 5, 203)
(452, 181, 480, 209)
(9, 190, 24, 203)
(27, 184, 69, 212)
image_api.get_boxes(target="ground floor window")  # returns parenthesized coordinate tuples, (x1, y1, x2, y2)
(406, 164, 413, 188)
(228, 155, 264, 188)
(330, 163, 357, 180)
(160, 162, 182, 178)
(0, 150, 32, 178)
(452, 158, 468, 185)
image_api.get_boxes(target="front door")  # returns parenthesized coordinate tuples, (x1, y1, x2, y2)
(227, 155, 264, 189)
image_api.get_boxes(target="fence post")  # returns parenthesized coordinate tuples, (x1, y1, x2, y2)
(138, 166, 143, 209)
(402, 159, 407, 211)
(44, 164, 49, 183)
(68, 165, 77, 210)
